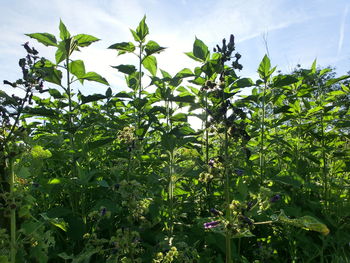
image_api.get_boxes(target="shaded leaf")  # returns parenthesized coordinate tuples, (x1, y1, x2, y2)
(25, 33, 57, 47)
(142, 55, 157, 76)
(74, 34, 99, 47)
(108, 42, 135, 52)
(81, 72, 109, 85)
(111, 64, 137, 75)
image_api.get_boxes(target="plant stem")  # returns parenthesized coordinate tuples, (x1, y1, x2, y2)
(8, 157, 16, 263)
(205, 92, 209, 166)
(137, 42, 143, 130)
(260, 82, 267, 183)
(168, 150, 174, 242)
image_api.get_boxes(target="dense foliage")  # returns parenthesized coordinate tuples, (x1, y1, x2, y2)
(1, 17, 349, 263)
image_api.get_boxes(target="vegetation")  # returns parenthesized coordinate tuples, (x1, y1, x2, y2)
(0, 17, 349, 263)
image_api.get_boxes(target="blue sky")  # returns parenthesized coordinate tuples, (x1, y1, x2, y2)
(1, 0, 349, 95)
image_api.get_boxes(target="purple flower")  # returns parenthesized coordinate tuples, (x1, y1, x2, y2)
(208, 159, 215, 168)
(210, 208, 221, 216)
(204, 220, 221, 229)
(101, 207, 107, 216)
(234, 169, 244, 176)
(270, 194, 281, 203)
(241, 215, 253, 225)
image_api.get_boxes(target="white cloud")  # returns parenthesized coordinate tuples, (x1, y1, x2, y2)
(337, 4, 349, 56)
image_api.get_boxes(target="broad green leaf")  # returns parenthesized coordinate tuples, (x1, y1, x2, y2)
(111, 64, 137, 75)
(86, 138, 114, 151)
(108, 42, 136, 52)
(169, 95, 195, 103)
(170, 113, 187, 122)
(81, 72, 109, 85)
(74, 34, 99, 47)
(273, 75, 299, 87)
(80, 94, 106, 104)
(142, 55, 157, 76)
(135, 15, 149, 42)
(276, 210, 330, 235)
(105, 87, 112, 97)
(47, 217, 68, 231)
(41, 66, 63, 85)
(23, 107, 59, 118)
(161, 133, 177, 151)
(145, 40, 166, 56)
(55, 39, 75, 64)
(59, 19, 71, 40)
(192, 37, 209, 62)
(115, 91, 133, 99)
(68, 60, 86, 81)
(233, 78, 254, 88)
(31, 145, 52, 159)
(130, 29, 141, 42)
(175, 68, 194, 79)
(258, 54, 274, 81)
(49, 88, 64, 99)
(160, 69, 172, 79)
(185, 51, 204, 62)
(326, 75, 350, 86)
(25, 33, 57, 46)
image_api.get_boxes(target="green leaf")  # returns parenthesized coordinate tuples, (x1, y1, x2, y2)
(46, 216, 68, 232)
(80, 94, 106, 104)
(273, 75, 299, 87)
(135, 15, 149, 42)
(192, 37, 209, 62)
(59, 19, 71, 40)
(108, 42, 136, 52)
(23, 107, 59, 118)
(175, 68, 194, 79)
(105, 87, 112, 97)
(276, 210, 330, 235)
(111, 64, 137, 75)
(130, 29, 141, 42)
(142, 55, 157, 76)
(145, 40, 166, 56)
(25, 33, 57, 47)
(49, 88, 64, 99)
(326, 75, 350, 86)
(185, 51, 204, 62)
(81, 72, 109, 85)
(258, 54, 274, 81)
(40, 66, 63, 85)
(55, 41, 68, 64)
(68, 60, 86, 81)
(233, 78, 254, 88)
(161, 133, 177, 151)
(170, 113, 187, 122)
(169, 95, 195, 103)
(74, 34, 99, 47)
(86, 138, 114, 151)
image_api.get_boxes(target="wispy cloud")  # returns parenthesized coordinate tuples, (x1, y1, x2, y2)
(337, 4, 349, 56)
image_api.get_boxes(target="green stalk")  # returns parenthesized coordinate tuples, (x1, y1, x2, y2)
(320, 112, 328, 207)
(221, 80, 232, 263)
(224, 124, 232, 263)
(66, 56, 74, 151)
(8, 158, 16, 263)
(137, 41, 143, 130)
(205, 92, 209, 166)
(168, 150, 174, 241)
(260, 82, 267, 183)
(65, 56, 79, 214)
